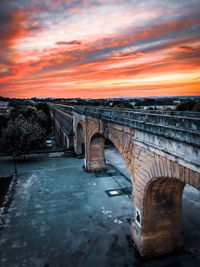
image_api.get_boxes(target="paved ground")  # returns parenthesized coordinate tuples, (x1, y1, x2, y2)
(0, 150, 199, 267)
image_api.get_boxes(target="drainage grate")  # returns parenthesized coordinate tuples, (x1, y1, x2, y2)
(105, 189, 121, 197)
(105, 187, 132, 197)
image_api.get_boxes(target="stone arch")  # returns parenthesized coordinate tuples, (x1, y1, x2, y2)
(140, 177, 185, 257)
(76, 122, 85, 155)
(133, 145, 200, 211)
(87, 131, 132, 178)
(132, 145, 200, 257)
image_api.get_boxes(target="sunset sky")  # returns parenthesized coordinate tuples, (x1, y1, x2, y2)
(0, 0, 200, 98)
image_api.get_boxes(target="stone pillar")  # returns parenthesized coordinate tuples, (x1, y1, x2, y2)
(86, 133, 106, 172)
(131, 178, 185, 258)
(75, 123, 85, 155)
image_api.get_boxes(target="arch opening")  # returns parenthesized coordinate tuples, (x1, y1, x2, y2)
(87, 132, 134, 244)
(104, 139, 131, 180)
(87, 133, 131, 179)
(182, 184, 200, 253)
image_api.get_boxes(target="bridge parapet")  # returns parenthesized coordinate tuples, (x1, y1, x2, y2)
(132, 108, 200, 118)
(73, 106, 200, 147)
(49, 104, 200, 147)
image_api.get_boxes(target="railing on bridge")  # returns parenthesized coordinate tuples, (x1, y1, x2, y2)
(74, 106, 200, 146)
(50, 104, 200, 147)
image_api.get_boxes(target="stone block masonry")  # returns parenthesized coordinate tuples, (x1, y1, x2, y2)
(49, 103, 200, 258)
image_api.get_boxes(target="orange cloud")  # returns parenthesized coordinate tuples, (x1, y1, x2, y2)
(1, 0, 200, 99)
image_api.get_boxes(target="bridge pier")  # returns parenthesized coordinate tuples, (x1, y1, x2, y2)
(75, 123, 85, 155)
(85, 133, 106, 172)
(131, 178, 185, 258)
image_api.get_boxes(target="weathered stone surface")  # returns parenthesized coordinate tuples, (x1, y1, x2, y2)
(49, 103, 200, 258)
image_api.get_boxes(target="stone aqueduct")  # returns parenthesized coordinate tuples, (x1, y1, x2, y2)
(49, 103, 200, 258)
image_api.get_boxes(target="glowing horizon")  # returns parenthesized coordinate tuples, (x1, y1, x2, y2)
(0, 0, 200, 98)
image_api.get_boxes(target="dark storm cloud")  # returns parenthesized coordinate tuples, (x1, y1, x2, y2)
(56, 40, 81, 45)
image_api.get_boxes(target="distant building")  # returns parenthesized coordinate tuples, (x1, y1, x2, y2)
(0, 101, 11, 118)
(0, 101, 9, 109)
(138, 105, 175, 111)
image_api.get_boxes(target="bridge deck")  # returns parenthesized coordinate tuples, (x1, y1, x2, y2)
(50, 104, 200, 147)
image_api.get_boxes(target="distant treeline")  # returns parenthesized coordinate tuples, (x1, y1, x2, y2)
(34, 96, 200, 111)
(0, 95, 200, 112)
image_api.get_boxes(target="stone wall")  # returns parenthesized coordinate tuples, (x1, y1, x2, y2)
(49, 103, 200, 258)
(131, 143, 200, 257)
(73, 114, 86, 155)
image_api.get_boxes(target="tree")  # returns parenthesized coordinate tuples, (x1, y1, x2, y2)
(175, 100, 200, 112)
(10, 103, 51, 133)
(2, 116, 46, 157)
(10, 105, 39, 123)
(0, 102, 52, 156)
